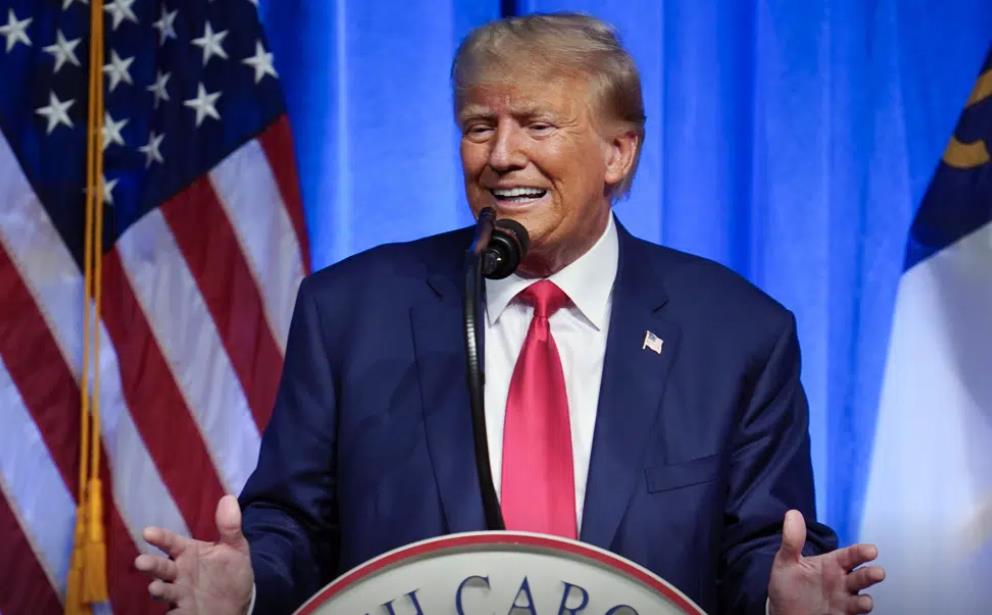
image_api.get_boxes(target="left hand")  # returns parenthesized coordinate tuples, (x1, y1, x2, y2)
(768, 510, 885, 615)
(134, 495, 253, 614)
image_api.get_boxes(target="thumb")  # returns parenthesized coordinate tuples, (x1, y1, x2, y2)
(777, 509, 807, 563)
(215, 494, 247, 550)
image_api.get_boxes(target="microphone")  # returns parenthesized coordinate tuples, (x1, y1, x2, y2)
(462, 208, 530, 531)
(482, 218, 530, 279)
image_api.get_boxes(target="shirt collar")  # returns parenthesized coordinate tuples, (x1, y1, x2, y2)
(485, 213, 619, 330)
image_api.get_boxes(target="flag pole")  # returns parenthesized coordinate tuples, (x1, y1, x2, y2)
(67, 1, 109, 612)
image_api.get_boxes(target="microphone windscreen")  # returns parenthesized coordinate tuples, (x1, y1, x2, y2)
(493, 218, 530, 259)
(482, 218, 530, 280)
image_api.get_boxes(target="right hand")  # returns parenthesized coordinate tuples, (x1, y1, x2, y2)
(135, 495, 254, 615)
(768, 510, 884, 615)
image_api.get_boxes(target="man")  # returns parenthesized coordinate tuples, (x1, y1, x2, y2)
(135, 13, 884, 615)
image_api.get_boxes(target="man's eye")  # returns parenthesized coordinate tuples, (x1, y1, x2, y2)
(529, 123, 554, 133)
(464, 125, 493, 138)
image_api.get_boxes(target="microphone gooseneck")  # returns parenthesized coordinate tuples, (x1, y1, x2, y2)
(463, 208, 529, 531)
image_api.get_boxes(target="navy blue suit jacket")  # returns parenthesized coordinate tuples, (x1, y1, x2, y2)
(239, 220, 837, 614)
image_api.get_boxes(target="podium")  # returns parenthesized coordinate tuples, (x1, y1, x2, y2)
(294, 532, 705, 614)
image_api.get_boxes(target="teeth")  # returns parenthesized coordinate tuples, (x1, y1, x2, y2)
(492, 187, 546, 198)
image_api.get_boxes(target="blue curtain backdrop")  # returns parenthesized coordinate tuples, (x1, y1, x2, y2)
(258, 0, 992, 545)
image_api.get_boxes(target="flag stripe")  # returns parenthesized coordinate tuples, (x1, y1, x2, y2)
(100, 384, 191, 555)
(0, 239, 152, 612)
(101, 250, 227, 540)
(102, 468, 166, 615)
(0, 239, 81, 496)
(161, 176, 283, 431)
(0, 356, 74, 598)
(114, 208, 262, 496)
(0, 130, 191, 542)
(211, 137, 305, 352)
(860, 220, 992, 612)
(0, 483, 62, 615)
(0, 134, 82, 379)
(258, 115, 311, 274)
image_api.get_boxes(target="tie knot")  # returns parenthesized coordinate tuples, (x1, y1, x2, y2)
(518, 280, 570, 319)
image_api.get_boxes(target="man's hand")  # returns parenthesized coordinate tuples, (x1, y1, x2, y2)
(135, 495, 254, 615)
(768, 510, 885, 615)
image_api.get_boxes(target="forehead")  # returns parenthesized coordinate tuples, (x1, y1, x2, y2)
(456, 71, 594, 119)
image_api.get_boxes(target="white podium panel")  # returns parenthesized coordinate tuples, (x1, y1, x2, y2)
(295, 532, 705, 615)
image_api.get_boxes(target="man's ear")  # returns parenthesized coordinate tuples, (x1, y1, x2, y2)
(604, 129, 640, 188)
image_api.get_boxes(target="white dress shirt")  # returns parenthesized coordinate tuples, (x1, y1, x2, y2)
(483, 214, 619, 530)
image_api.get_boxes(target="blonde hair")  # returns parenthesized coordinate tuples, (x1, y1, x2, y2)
(451, 12, 646, 199)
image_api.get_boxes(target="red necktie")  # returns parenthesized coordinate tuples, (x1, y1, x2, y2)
(501, 280, 577, 538)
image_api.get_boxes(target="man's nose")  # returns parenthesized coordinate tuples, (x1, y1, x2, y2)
(487, 124, 527, 172)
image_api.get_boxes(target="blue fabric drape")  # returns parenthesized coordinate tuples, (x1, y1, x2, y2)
(260, 0, 992, 545)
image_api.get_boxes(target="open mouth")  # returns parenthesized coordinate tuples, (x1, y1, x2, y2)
(490, 187, 548, 204)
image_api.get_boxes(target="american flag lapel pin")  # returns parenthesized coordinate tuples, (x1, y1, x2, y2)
(642, 330, 663, 354)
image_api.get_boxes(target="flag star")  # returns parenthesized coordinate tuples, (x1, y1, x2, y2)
(101, 112, 127, 150)
(152, 7, 177, 45)
(139, 131, 165, 168)
(184, 83, 221, 126)
(35, 92, 75, 134)
(0, 9, 32, 53)
(242, 41, 277, 84)
(103, 50, 134, 92)
(147, 71, 171, 108)
(102, 175, 118, 206)
(191, 21, 228, 66)
(83, 175, 118, 205)
(104, 0, 138, 31)
(63, 0, 89, 9)
(43, 30, 81, 73)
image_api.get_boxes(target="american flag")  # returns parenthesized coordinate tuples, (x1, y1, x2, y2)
(0, 0, 309, 612)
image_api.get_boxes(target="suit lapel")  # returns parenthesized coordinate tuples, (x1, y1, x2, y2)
(580, 228, 680, 548)
(411, 271, 487, 534)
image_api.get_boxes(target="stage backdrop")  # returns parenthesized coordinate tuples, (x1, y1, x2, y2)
(258, 0, 991, 546)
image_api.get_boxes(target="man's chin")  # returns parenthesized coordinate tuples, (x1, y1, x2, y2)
(492, 209, 551, 235)
(514, 237, 561, 278)
(466, 206, 555, 271)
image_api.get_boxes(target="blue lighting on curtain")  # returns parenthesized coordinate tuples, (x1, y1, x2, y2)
(259, 0, 992, 545)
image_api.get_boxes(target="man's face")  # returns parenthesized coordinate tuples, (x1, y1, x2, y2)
(458, 71, 625, 275)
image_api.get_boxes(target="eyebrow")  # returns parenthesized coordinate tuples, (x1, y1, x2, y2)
(457, 106, 495, 123)
(458, 104, 552, 124)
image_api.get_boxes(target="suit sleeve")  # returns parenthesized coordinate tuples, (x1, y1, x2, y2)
(239, 276, 340, 615)
(718, 311, 838, 614)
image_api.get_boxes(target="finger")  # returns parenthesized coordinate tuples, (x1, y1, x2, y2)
(834, 543, 879, 570)
(134, 553, 179, 582)
(846, 566, 885, 593)
(846, 593, 873, 614)
(776, 509, 807, 563)
(148, 579, 184, 604)
(142, 526, 189, 559)
(215, 494, 247, 549)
